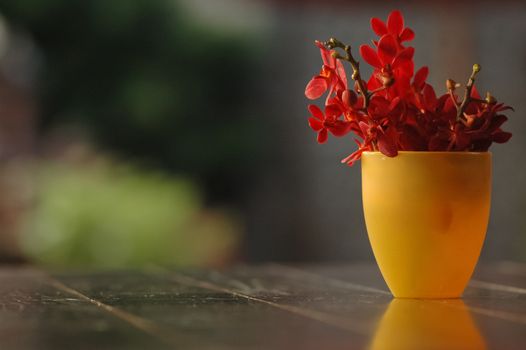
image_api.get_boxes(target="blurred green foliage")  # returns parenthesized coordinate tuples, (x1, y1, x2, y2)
(22, 157, 241, 268)
(0, 0, 261, 202)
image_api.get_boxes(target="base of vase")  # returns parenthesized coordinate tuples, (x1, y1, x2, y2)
(392, 294, 463, 299)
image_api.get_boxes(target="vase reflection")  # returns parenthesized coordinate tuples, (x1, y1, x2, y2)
(370, 299, 486, 350)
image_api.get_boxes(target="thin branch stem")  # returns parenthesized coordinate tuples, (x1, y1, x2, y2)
(456, 64, 481, 121)
(324, 38, 370, 109)
(448, 90, 460, 108)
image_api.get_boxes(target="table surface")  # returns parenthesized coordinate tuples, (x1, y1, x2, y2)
(1, 262, 525, 350)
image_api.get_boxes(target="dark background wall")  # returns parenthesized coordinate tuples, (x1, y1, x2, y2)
(0, 0, 523, 267)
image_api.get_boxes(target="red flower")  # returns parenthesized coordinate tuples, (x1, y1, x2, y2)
(358, 120, 398, 157)
(412, 66, 429, 93)
(307, 104, 351, 143)
(341, 139, 371, 166)
(305, 66, 333, 100)
(304, 10, 513, 166)
(341, 120, 398, 166)
(370, 10, 415, 47)
(360, 35, 415, 91)
(305, 41, 347, 100)
(464, 103, 513, 151)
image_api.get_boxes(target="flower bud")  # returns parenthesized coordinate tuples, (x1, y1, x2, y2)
(485, 92, 496, 104)
(342, 89, 357, 107)
(379, 65, 394, 87)
(327, 37, 343, 49)
(446, 79, 457, 90)
(472, 63, 481, 74)
(381, 75, 394, 87)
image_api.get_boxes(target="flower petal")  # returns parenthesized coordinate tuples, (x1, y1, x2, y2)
(496, 104, 514, 112)
(489, 115, 508, 132)
(325, 104, 342, 117)
(492, 131, 512, 143)
(443, 94, 458, 114)
(471, 139, 492, 151)
(341, 148, 365, 166)
(371, 18, 388, 36)
(377, 34, 397, 65)
(308, 117, 323, 131)
(428, 133, 450, 151)
(396, 60, 414, 78)
(392, 47, 414, 68)
(470, 84, 481, 99)
(413, 66, 429, 90)
(335, 59, 348, 88)
(328, 121, 351, 136)
(358, 121, 370, 136)
(422, 84, 437, 111)
(359, 45, 382, 68)
(388, 96, 401, 112)
(308, 104, 324, 120)
(305, 76, 328, 99)
(377, 129, 398, 157)
(394, 75, 411, 98)
(399, 125, 427, 151)
(387, 10, 404, 35)
(399, 27, 415, 42)
(315, 40, 335, 68)
(454, 133, 471, 150)
(367, 74, 383, 91)
(368, 96, 390, 118)
(317, 129, 328, 143)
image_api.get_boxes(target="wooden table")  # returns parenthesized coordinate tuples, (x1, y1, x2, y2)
(1, 263, 525, 349)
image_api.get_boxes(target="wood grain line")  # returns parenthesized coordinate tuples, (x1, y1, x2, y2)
(45, 277, 179, 346)
(167, 271, 371, 336)
(273, 264, 526, 325)
(271, 264, 526, 296)
(462, 305, 526, 324)
(266, 264, 391, 295)
(469, 280, 526, 295)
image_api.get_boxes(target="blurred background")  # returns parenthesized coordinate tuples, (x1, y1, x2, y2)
(0, 0, 523, 268)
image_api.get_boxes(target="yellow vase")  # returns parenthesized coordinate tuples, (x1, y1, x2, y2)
(361, 151, 491, 298)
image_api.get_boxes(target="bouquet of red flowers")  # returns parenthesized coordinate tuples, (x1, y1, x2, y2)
(305, 10, 513, 165)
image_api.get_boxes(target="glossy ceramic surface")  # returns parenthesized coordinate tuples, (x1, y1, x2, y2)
(361, 152, 492, 298)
